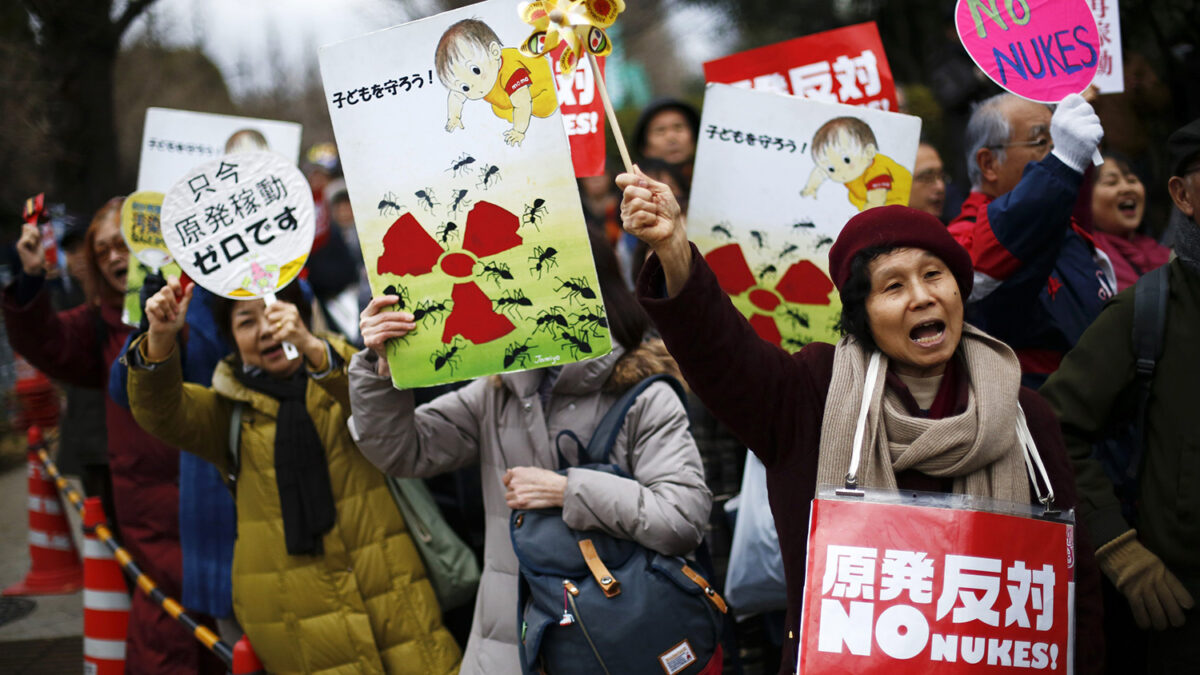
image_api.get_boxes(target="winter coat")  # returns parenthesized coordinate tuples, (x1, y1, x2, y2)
(347, 340, 712, 675)
(2, 276, 218, 674)
(949, 154, 1117, 388)
(1041, 259, 1200, 595)
(635, 248, 1104, 675)
(1092, 230, 1171, 291)
(126, 334, 461, 675)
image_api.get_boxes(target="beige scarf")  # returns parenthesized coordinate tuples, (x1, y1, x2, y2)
(815, 324, 1030, 503)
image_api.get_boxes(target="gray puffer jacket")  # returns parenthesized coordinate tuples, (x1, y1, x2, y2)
(348, 339, 712, 675)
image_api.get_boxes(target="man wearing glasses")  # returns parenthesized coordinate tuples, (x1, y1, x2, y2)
(948, 92, 1110, 388)
(910, 142, 949, 221)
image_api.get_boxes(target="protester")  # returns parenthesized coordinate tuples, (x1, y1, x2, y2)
(126, 277, 462, 675)
(3, 198, 222, 673)
(616, 171, 1103, 674)
(1090, 153, 1170, 291)
(1041, 119, 1200, 672)
(633, 98, 700, 183)
(948, 93, 1110, 388)
(348, 228, 712, 675)
(911, 142, 948, 221)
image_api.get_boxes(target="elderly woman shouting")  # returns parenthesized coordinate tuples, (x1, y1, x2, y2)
(616, 168, 1103, 674)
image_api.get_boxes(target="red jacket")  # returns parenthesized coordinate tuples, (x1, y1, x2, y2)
(636, 247, 1104, 675)
(3, 278, 219, 674)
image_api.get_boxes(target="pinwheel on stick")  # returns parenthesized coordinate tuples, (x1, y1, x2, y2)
(518, 0, 633, 170)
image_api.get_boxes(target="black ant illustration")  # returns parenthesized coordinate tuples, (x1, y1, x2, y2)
(778, 243, 799, 261)
(430, 338, 465, 374)
(556, 330, 593, 359)
(477, 260, 514, 286)
(783, 337, 810, 351)
(449, 189, 471, 214)
(556, 277, 596, 304)
(447, 153, 476, 177)
(415, 188, 439, 213)
(523, 199, 548, 230)
(495, 289, 533, 319)
(533, 306, 569, 333)
(528, 246, 559, 278)
(382, 284, 410, 310)
(478, 164, 501, 189)
(575, 306, 608, 336)
(412, 299, 451, 327)
(436, 221, 459, 243)
(757, 264, 777, 279)
(782, 307, 809, 328)
(749, 230, 767, 249)
(502, 338, 533, 369)
(791, 220, 815, 229)
(815, 236, 834, 250)
(711, 223, 733, 239)
(378, 191, 403, 217)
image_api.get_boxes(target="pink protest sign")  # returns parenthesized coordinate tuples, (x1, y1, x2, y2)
(955, 0, 1099, 104)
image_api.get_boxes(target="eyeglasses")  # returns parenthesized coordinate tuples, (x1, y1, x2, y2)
(914, 169, 950, 185)
(987, 137, 1053, 155)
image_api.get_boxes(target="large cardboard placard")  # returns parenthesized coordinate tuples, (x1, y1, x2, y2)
(136, 108, 302, 192)
(687, 84, 921, 350)
(955, 0, 1100, 104)
(703, 23, 898, 112)
(554, 49, 607, 177)
(799, 496, 1074, 673)
(319, 0, 612, 389)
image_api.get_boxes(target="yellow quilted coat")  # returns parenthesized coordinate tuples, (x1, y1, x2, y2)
(127, 335, 461, 674)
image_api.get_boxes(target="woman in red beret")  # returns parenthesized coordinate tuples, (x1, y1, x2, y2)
(615, 167, 1103, 674)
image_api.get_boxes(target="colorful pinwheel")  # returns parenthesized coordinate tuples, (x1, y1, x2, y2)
(518, 0, 624, 76)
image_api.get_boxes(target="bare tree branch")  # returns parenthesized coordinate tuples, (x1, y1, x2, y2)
(113, 0, 157, 38)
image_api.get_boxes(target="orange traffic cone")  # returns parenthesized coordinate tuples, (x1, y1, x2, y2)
(82, 496, 130, 675)
(12, 356, 59, 431)
(232, 635, 266, 674)
(3, 426, 83, 596)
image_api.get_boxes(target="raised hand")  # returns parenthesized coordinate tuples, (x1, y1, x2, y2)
(17, 223, 45, 276)
(144, 276, 193, 361)
(359, 294, 417, 363)
(616, 165, 693, 296)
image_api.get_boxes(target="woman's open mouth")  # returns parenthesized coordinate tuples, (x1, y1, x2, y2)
(909, 320, 946, 347)
(1118, 198, 1139, 218)
(261, 344, 284, 360)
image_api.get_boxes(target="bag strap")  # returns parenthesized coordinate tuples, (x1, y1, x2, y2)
(226, 400, 244, 492)
(1016, 404, 1055, 512)
(578, 373, 687, 467)
(1129, 264, 1170, 479)
(843, 351, 883, 492)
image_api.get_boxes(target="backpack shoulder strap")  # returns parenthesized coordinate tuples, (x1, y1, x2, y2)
(226, 400, 244, 488)
(1128, 264, 1170, 478)
(580, 373, 687, 466)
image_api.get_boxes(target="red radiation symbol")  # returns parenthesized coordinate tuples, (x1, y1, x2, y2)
(705, 243, 835, 347)
(377, 201, 522, 344)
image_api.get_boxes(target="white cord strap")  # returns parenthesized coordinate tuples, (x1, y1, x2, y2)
(1016, 404, 1055, 510)
(844, 351, 883, 490)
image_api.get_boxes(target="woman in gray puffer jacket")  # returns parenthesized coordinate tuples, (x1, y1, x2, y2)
(347, 231, 711, 675)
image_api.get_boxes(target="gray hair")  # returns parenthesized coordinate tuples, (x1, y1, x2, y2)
(965, 93, 1017, 189)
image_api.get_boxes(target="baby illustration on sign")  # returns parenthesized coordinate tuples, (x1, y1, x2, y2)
(800, 116, 912, 211)
(436, 18, 557, 146)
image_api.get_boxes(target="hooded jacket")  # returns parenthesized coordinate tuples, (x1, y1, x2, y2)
(127, 334, 461, 675)
(348, 339, 712, 675)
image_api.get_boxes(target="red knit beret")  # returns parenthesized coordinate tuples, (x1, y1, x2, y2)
(827, 204, 973, 297)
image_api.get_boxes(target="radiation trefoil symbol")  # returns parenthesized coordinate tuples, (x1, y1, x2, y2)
(377, 201, 522, 344)
(705, 243, 835, 348)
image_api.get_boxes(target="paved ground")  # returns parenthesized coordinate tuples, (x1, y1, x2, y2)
(0, 458, 84, 643)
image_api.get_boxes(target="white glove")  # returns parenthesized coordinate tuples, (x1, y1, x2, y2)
(1050, 93, 1103, 173)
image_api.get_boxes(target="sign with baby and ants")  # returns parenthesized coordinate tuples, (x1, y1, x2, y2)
(122, 109, 303, 326)
(319, 0, 612, 389)
(798, 496, 1075, 673)
(686, 82, 921, 350)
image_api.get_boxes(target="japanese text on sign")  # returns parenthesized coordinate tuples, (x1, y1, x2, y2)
(552, 48, 606, 177)
(146, 138, 221, 157)
(704, 124, 801, 153)
(1088, 0, 1124, 93)
(329, 71, 434, 109)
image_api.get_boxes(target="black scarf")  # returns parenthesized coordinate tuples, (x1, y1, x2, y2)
(234, 367, 336, 556)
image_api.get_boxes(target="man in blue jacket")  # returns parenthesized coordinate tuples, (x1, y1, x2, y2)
(948, 93, 1110, 388)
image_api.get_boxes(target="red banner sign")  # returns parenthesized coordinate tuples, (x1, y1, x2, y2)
(703, 22, 898, 112)
(799, 498, 1074, 673)
(553, 49, 606, 177)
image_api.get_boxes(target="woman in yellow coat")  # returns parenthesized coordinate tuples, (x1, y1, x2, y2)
(126, 278, 461, 675)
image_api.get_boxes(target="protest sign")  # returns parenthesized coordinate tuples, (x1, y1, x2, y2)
(687, 84, 921, 350)
(703, 23, 898, 111)
(955, 0, 1100, 104)
(798, 495, 1074, 673)
(318, 0, 612, 389)
(136, 108, 302, 192)
(121, 191, 170, 272)
(554, 49, 607, 177)
(1088, 0, 1123, 94)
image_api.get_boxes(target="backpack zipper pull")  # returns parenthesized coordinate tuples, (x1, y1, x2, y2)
(559, 580, 576, 625)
